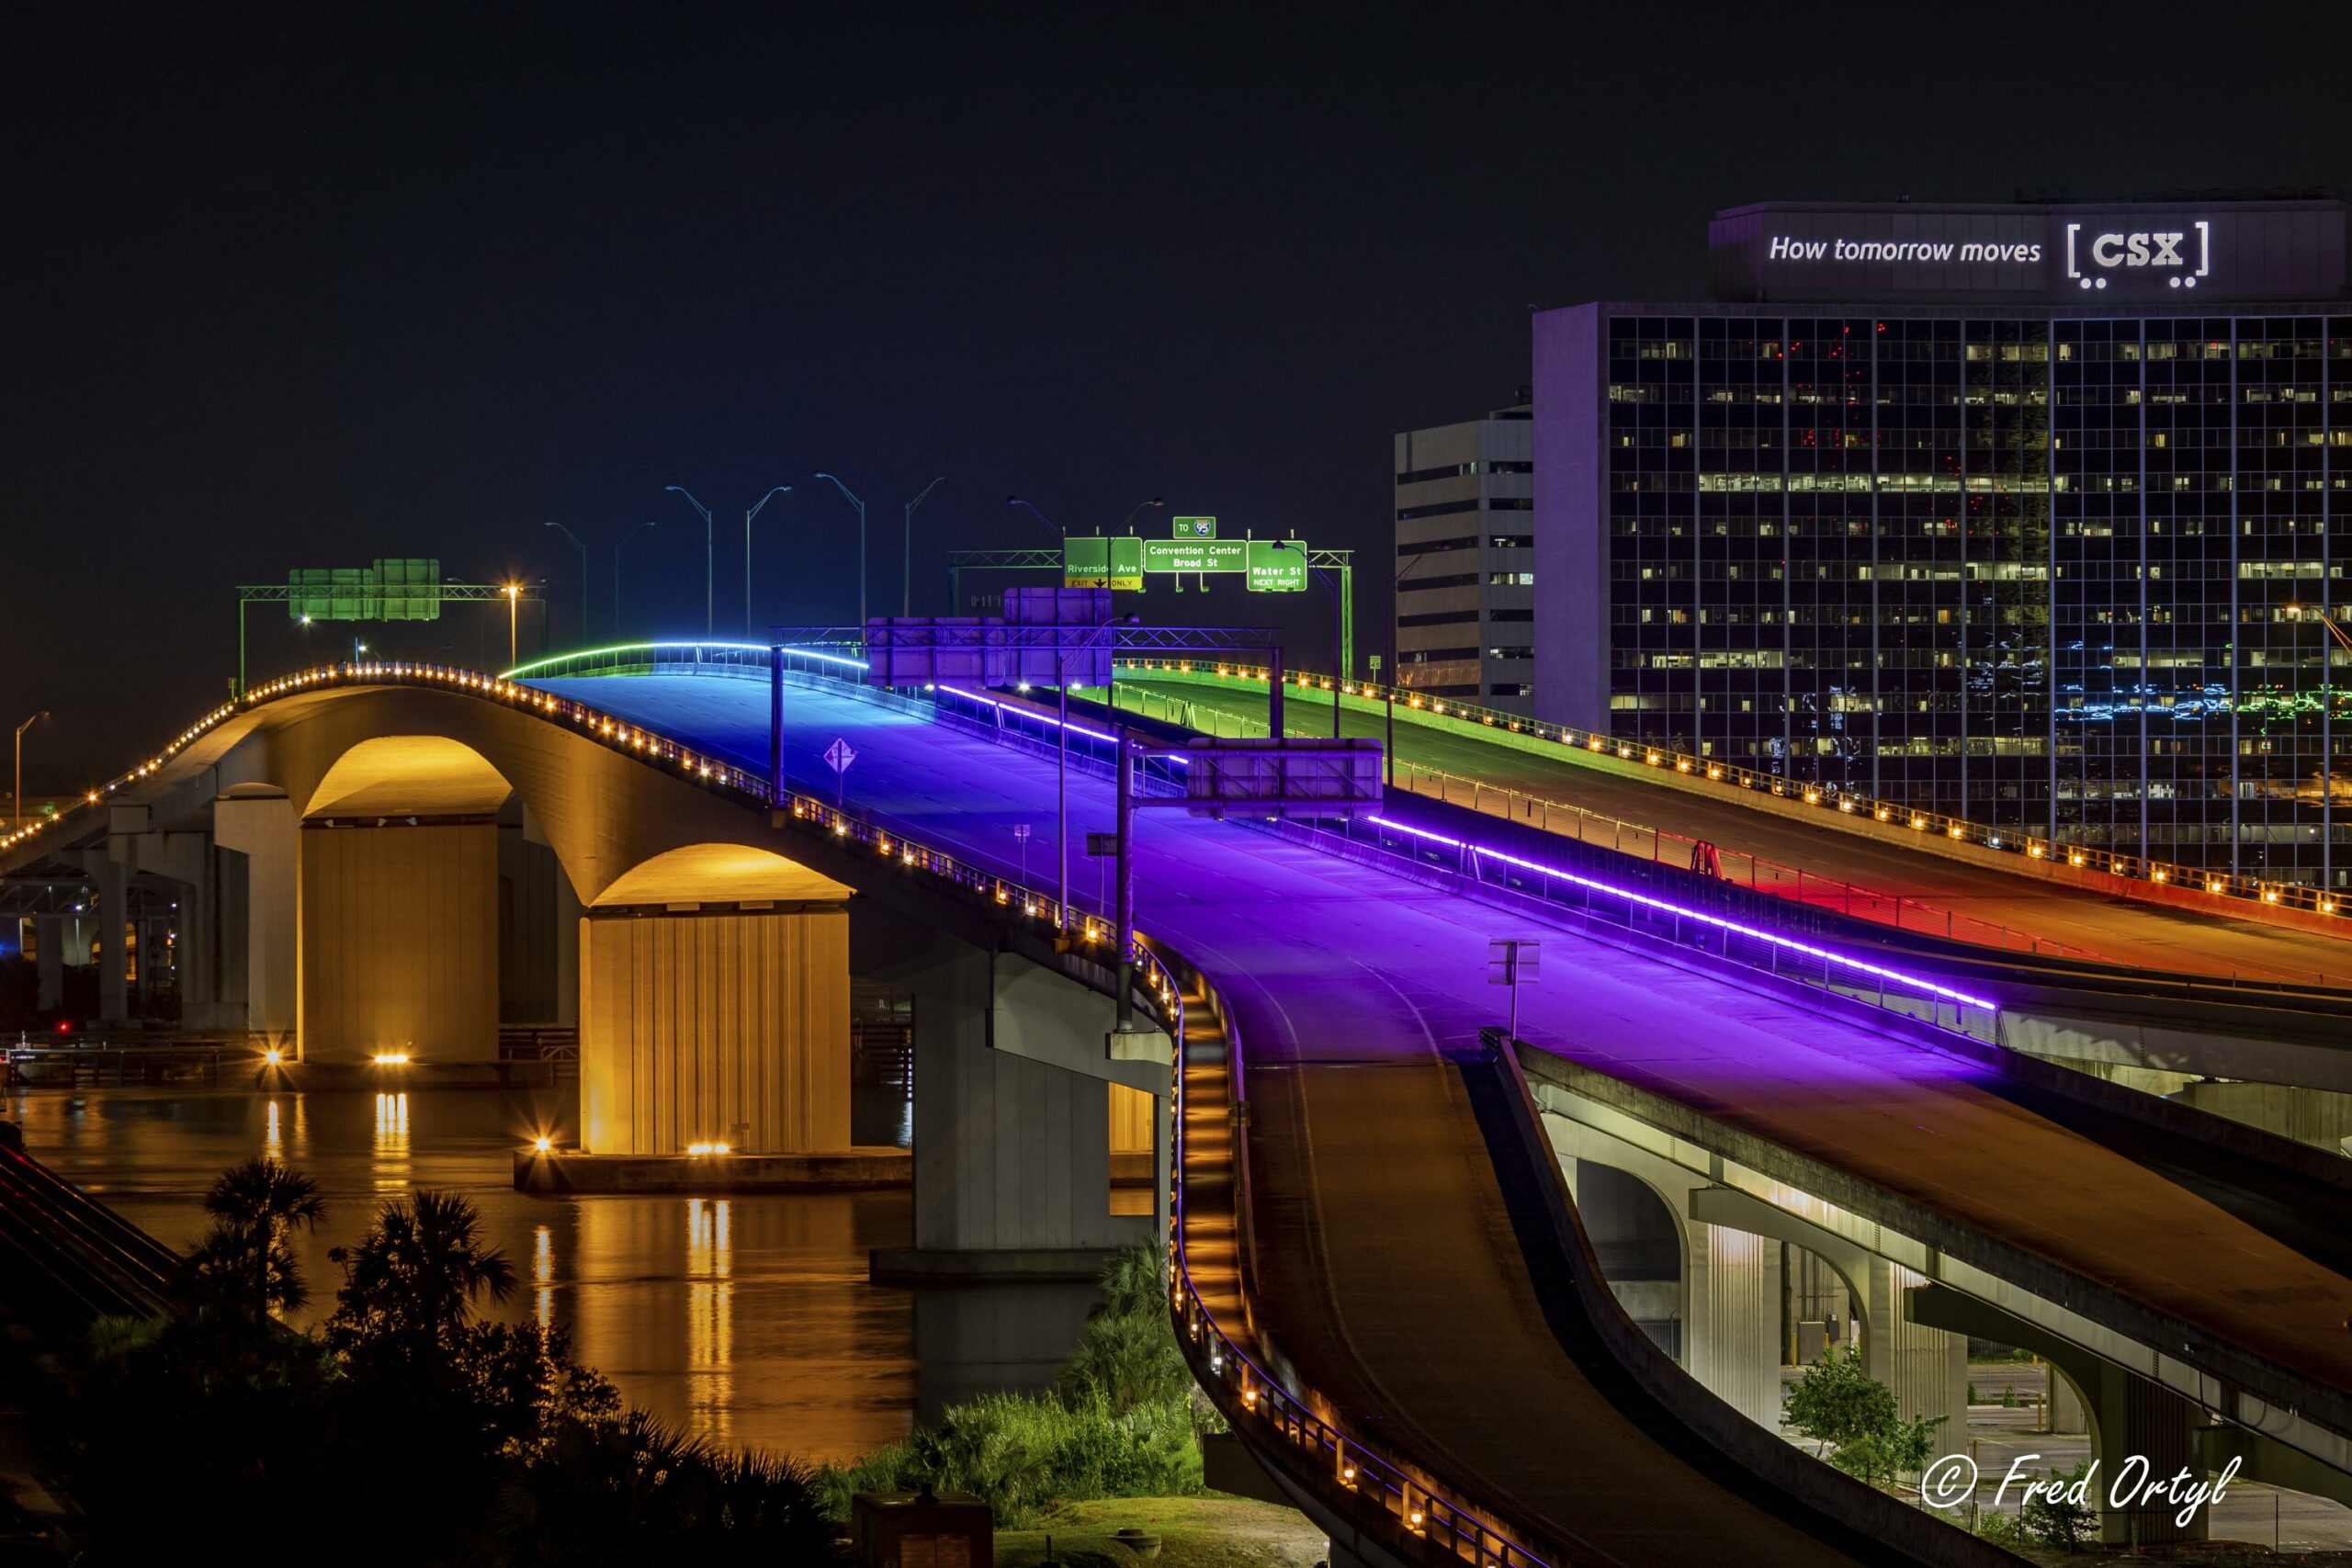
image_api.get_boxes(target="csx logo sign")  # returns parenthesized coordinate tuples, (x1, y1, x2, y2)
(2064, 220, 2211, 290)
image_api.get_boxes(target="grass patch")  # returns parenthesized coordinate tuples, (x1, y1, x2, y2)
(994, 1495, 1326, 1568)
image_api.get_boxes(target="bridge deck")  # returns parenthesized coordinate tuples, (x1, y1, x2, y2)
(537, 673, 2352, 1562)
(1113, 674, 2352, 991)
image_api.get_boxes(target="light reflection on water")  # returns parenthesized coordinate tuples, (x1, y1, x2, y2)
(1, 1085, 1041, 1463)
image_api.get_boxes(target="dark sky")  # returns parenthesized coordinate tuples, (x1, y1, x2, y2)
(7, 0, 2346, 781)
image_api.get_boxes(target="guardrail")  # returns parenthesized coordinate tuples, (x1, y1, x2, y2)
(946, 679, 2002, 1045)
(1152, 943, 1559, 1568)
(1111, 657, 2352, 930)
(1114, 680, 2117, 967)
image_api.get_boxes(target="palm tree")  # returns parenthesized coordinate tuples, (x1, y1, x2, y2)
(187, 1157, 324, 1316)
(204, 1156, 326, 1239)
(328, 1188, 515, 1349)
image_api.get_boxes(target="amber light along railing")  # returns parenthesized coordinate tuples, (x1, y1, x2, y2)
(43, 652, 1547, 1564)
(1113, 658, 2352, 927)
(1151, 938, 1560, 1568)
(0, 657, 1182, 1036)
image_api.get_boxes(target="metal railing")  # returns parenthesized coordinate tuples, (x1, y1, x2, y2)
(1154, 943, 1558, 1568)
(1111, 657, 2352, 931)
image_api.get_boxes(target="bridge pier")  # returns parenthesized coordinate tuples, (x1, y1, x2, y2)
(1910, 1283, 2210, 1546)
(299, 818, 499, 1063)
(1553, 1125, 1784, 1430)
(578, 902, 851, 1156)
(212, 787, 299, 1041)
(869, 934, 1170, 1280)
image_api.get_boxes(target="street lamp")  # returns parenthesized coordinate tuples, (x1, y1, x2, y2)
(814, 474, 868, 630)
(1118, 497, 1166, 533)
(501, 582, 524, 668)
(1386, 548, 1447, 787)
(1052, 616, 1139, 926)
(14, 712, 49, 835)
(744, 486, 793, 636)
(544, 521, 588, 646)
(1007, 495, 1063, 540)
(665, 485, 715, 637)
(1273, 540, 1343, 738)
(615, 521, 659, 635)
(902, 477, 945, 616)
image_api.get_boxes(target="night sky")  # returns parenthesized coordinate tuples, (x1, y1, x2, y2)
(8, 1, 2347, 783)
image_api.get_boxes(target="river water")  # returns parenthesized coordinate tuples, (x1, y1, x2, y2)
(6, 1084, 1102, 1464)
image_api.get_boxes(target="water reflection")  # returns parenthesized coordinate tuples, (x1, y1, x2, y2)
(372, 1091, 410, 1189)
(6, 1087, 1102, 1464)
(534, 1224, 555, 1330)
(686, 1200, 733, 1443)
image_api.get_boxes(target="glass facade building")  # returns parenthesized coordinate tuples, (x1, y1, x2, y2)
(1534, 198, 2351, 886)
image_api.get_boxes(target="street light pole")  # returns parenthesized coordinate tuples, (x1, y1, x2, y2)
(1117, 497, 1166, 534)
(615, 521, 659, 636)
(14, 712, 49, 835)
(665, 485, 715, 637)
(1053, 616, 1138, 926)
(543, 521, 588, 646)
(902, 477, 945, 617)
(1388, 549, 1442, 787)
(814, 474, 869, 629)
(744, 485, 793, 636)
(502, 583, 523, 668)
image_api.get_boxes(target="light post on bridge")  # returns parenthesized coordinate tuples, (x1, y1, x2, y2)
(1385, 547, 1448, 787)
(814, 474, 869, 631)
(902, 477, 945, 617)
(663, 484, 716, 637)
(543, 521, 589, 646)
(14, 711, 49, 836)
(614, 521, 659, 636)
(744, 486, 793, 636)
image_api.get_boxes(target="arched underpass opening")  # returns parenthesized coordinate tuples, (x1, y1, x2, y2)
(581, 843, 854, 1156)
(299, 736, 524, 1066)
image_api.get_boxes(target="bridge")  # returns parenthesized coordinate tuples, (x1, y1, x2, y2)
(5, 642, 2350, 1562)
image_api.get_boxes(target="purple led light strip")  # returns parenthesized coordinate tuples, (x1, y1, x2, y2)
(1365, 815, 1998, 1013)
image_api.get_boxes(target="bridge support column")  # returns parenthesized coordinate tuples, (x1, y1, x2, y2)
(213, 789, 298, 1042)
(1550, 1123, 1782, 1429)
(578, 903, 850, 1156)
(79, 851, 130, 1025)
(33, 914, 65, 1010)
(1684, 1185, 1966, 1432)
(871, 941, 1167, 1280)
(299, 820, 498, 1063)
(1910, 1283, 2205, 1546)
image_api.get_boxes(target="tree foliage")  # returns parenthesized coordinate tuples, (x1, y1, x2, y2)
(1782, 1344, 1947, 1489)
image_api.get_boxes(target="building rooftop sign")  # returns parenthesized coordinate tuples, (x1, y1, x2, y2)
(1708, 197, 2346, 304)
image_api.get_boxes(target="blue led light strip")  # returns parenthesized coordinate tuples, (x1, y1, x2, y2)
(1365, 814, 1996, 1013)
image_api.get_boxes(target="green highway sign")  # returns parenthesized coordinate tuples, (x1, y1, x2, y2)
(1063, 536, 1145, 591)
(1246, 539, 1308, 592)
(1172, 515, 1216, 539)
(1064, 533, 1305, 592)
(1141, 538, 1249, 574)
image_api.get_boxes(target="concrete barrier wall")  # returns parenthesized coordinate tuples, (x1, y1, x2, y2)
(299, 821, 497, 1062)
(580, 907, 851, 1156)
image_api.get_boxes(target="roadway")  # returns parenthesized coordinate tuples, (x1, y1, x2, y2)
(536, 671, 2352, 1564)
(1111, 675, 2352, 990)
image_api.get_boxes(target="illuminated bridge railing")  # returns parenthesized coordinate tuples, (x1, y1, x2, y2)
(1113, 657, 2351, 927)
(1153, 942, 1557, 1568)
(6, 657, 1182, 1037)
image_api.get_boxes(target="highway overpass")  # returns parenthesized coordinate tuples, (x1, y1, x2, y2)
(6, 646, 2349, 1562)
(1105, 663, 2352, 991)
